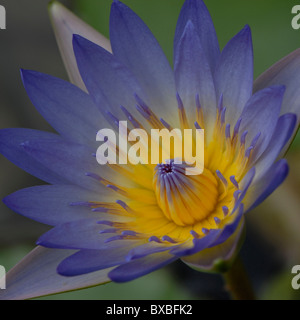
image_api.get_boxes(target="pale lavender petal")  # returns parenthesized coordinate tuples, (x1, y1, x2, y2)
(126, 241, 175, 260)
(253, 48, 300, 154)
(72, 34, 143, 120)
(254, 48, 300, 118)
(0, 246, 112, 300)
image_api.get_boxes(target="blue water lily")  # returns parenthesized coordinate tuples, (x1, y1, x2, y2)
(0, 0, 300, 299)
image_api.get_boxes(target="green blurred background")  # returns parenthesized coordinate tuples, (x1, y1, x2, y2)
(0, 0, 300, 300)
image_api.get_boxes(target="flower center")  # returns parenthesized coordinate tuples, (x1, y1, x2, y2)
(153, 160, 219, 226)
(82, 94, 254, 242)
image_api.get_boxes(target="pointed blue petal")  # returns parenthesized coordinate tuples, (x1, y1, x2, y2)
(21, 70, 104, 147)
(214, 25, 253, 125)
(73, 34, 143, 121)
(239, 85, 285, 161)
(254, 113, 297, 179)
(174, 21, 217, 136)
(0, 129, 66, 184)
(49, 1, 111, 90)
(57, 245, 137, 276)
(180, 218, 245, 271)
(109, 1, 178, 125)
(19, 137, 117, 192)
(3, 185, 112, 226)
(212, 204, 244, 247)
(108, 252, 177, 283)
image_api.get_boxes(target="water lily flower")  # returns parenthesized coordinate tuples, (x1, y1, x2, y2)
(1, 0, 300, 300)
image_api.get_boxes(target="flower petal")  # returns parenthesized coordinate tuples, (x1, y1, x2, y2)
(108, 252, 177, 283)
(212, 204, 244, 247)
(109, 1, 178, 125)
(245, 159, 289, 212)
(181, 217, 245, 272)
(19, 137, 117, 192)
(239, 85, 285, 161)
(214, 25, 253, 125)
(48, 1, 111, 90)
(253, 48, 300, 153)
(21, 69, 104, 148)
(72, 34, 143, 121)
(254, 113, 297, 179)
(169, 229, 221, 257)
(3, 185, 113, 226)
(0, 129, 66, 184)
(126, 241, 176, 261)
(174, 21, 217, 137)
(0, 246, 112, 300)
(36, 219, 107, 249)
(232, 167, 256, 213)
(253, 48, 300, 119)
(36, 219, 137, 250)
(174, 0, 220, 73)
(57, 246, 136, 276)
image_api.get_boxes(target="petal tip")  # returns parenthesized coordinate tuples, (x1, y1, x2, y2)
(2, 194, 13, 209)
